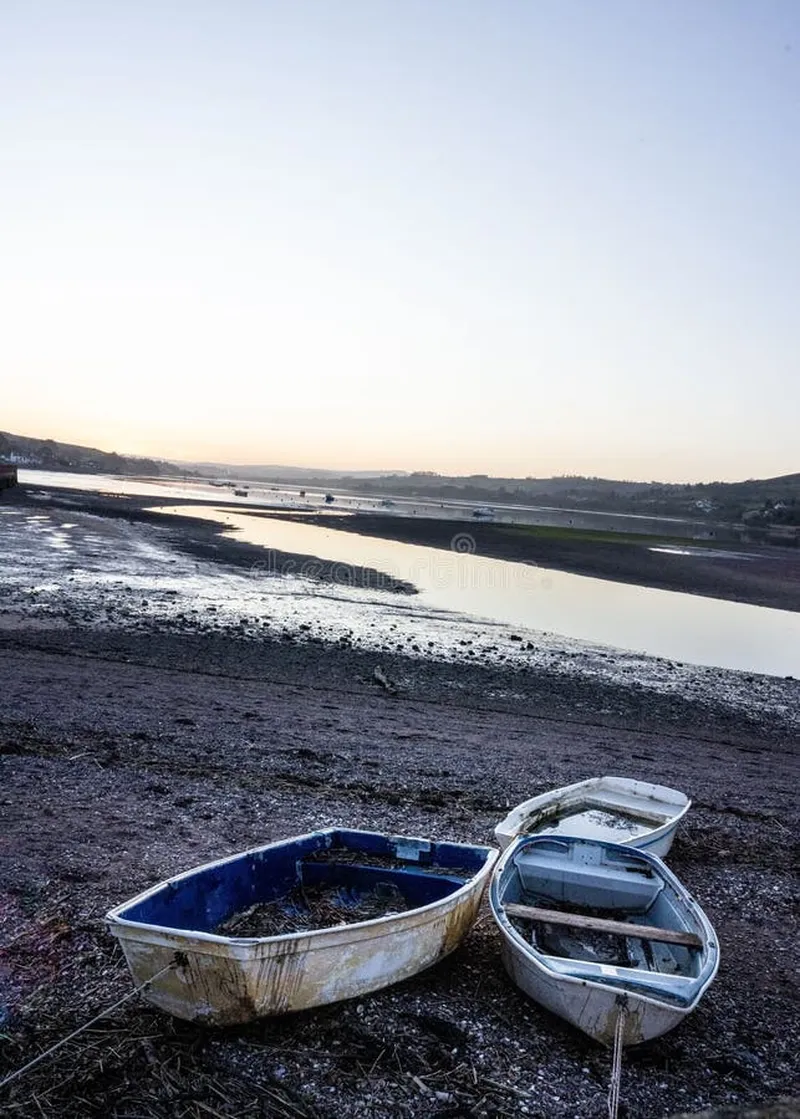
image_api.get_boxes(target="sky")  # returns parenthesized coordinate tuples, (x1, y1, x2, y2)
(1, 1, 798, 482)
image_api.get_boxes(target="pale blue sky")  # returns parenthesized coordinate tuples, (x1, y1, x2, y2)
(2, 1, 798, 480)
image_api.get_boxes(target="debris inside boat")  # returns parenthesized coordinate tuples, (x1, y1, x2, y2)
(215, 879, 411, 937)
(507, 898, 692, 972)
(528, 804, 659, 837)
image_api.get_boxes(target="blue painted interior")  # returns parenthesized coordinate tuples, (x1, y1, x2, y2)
(120, 829, 489, 934)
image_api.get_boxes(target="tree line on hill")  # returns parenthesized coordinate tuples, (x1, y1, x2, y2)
(0, 431, 166, 478)
(254, 469, 800, 526)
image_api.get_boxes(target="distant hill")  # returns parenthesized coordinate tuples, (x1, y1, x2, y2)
(214, 467, 800, 526)
(175, 461, 408, 481)
(3, 429, 797, 527)
(0, 431, 170, 478)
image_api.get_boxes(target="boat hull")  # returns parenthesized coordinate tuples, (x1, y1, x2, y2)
(494, 776, 690, 857)
(490, 836, 718, 1046)
(496, 934, 691, 1046)
(107, 829, 497, 1025)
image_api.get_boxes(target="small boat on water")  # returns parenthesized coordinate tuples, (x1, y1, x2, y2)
(107, 828, 498, 1025)
(494, 776, 690, 858)
(490, 835, 718, 1046)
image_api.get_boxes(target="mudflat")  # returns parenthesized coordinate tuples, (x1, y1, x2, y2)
(1, 484, 798, 1118)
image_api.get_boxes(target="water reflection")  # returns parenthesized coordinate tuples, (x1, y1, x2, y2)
(153, 505, 800, 677)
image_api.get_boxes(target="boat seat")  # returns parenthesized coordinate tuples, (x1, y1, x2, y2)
(503, 904, 702, 949)
(579, 794, 672, 824)
(513, 848, 663, 913)
(539, 953, 697, 1002)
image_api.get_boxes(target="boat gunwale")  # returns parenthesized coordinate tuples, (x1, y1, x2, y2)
(106, 828, 499, 952)
(489, 835, 719, 1015)
(497, 928, 708, 1017)
(495, 928, 716, 1016)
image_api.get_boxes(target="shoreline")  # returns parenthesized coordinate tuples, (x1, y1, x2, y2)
(7, 484, 416, 594)
(2, 484, 798, 733)
(256, 509, 800, 614)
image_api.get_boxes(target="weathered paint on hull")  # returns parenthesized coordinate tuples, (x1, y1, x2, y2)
(490, 836, 719, 1047)
(114, 884, 487, 1025)
(108, 831, 497, 1025)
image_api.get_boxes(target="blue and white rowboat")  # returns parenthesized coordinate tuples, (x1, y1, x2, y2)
(107, 828, 497, 1025)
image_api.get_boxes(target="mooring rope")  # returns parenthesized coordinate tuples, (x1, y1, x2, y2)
(0, 961, 176, 1092)
(607, 998, 627, 1119)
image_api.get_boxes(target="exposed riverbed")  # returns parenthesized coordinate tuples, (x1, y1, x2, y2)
(1, 489, 798, 734)
(155, 503, 800, 678)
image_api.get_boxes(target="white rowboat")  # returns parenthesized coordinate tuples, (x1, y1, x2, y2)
(494, 776, 690, 858)
(490, 835, 719, 1046)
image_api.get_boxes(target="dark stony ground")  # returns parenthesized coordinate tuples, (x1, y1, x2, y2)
(1, 486, 799, 1118)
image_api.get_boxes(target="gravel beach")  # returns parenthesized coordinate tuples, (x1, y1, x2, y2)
(1, 484, 798, 1118)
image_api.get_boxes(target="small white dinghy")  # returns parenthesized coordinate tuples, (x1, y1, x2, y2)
(494, 776, 690, 857)
(490, 835, 719, 1046)
(107, 828, 497, 1025)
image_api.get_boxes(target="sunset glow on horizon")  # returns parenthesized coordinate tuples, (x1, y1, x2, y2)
(2, 2, 798, 484)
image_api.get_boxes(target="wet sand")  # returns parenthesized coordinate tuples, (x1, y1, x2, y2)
(1, 484, 799, 1118)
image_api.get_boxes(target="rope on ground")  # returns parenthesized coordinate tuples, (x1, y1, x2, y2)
(607, 997, 627, 1119)
(0, 960, 176, 1092)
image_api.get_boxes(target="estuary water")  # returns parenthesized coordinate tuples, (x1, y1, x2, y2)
(155, 504, 800, 678)
(16, 470, 800, 677)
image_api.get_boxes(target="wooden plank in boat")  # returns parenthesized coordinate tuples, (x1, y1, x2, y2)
(503, 903, 703, 949)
